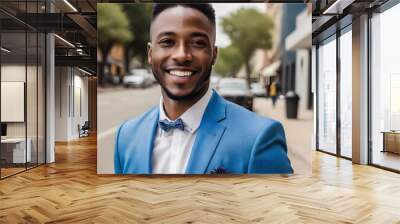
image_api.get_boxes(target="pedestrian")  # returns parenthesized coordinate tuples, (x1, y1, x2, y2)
(114, 3, 292, 174)
(270, 81, 278, 107)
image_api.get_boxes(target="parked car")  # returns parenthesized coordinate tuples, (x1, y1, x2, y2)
(216, 78, 254, 111)
(251, 83, 267, 97)
(123, 69, 153, 88)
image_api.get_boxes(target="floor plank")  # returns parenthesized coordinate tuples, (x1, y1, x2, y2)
(0, 134, 400, 223)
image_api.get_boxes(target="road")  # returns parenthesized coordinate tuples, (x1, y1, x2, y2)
(97, 85, 161, 173)
(98, 85, 161, 136)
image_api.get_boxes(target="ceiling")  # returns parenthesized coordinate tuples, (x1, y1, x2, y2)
(0, 0, 97, 73)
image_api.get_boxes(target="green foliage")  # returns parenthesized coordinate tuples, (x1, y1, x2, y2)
(97, 3, 132, 49)
(220, 8, 273, 75)
(214, 45, 244, 77)
(122, 4, 153, 67)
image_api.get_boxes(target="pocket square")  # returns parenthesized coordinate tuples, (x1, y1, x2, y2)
(209, 167, 229, 174)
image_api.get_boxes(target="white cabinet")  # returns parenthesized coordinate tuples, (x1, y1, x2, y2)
(1, 138, 31, 163)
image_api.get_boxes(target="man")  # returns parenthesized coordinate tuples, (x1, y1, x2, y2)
(114, 3, 293, 174)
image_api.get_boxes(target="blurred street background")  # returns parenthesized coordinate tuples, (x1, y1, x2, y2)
(97, 3, 312, 174)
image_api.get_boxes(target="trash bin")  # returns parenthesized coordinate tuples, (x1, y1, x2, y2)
(285, 91, 299, 119)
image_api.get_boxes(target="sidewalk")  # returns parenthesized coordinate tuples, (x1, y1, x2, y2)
(98, 85, 128, 94)
(254, 97, 313, 175)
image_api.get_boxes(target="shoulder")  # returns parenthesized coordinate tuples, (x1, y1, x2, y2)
(224, 99, 281, 132)
(117, 106, 158, 136)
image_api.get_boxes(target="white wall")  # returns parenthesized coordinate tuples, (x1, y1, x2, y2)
(72, 73, 89, 138)
(55, 67, 69, 141)
(1, 63, 46, 164)
(1, 65, 26, 140)
(1, 65, 35, 137)
(54, 67, 89, 141)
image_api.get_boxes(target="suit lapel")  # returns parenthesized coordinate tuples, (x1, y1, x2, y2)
(133, 108, 159, 174)
(185, 91, 227, 174)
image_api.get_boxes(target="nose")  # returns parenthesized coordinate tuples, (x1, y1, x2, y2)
(172, 42, 192, 64)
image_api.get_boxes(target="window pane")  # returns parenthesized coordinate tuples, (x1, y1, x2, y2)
(340, 28, 352, 158)
(318, 36, 337, 154)
(27, 31, 38, 169)
(1, 30, 27, 177)
(371, 4, 400, 171)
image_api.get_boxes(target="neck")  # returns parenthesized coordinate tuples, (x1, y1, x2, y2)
(162, 86, 209, 120)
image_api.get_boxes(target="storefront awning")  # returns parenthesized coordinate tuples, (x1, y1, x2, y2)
(261, 60, 280, 77)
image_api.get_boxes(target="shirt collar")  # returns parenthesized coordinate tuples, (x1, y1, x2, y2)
(159, 86, 213, 133)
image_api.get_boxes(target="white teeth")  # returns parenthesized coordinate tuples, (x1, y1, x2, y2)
(169, 70, 193, 77)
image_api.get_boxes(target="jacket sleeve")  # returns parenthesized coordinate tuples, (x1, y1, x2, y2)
(247, 120, 293, 174)
(114, 123, 125, 174)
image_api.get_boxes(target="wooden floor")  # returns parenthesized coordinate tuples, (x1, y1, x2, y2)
(1, 135, 400, 223)
(0, 167, 26, 178)
(1, 163, 45, 178)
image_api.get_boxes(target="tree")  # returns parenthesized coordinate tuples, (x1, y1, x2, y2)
(221, 8, 273, 86)
(122, 4, 152, 71)
(214, 45, 244, 77)
(97, 3, 132, 86)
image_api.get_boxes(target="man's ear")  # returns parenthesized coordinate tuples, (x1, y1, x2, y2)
(147, 42, 152, 65)
(212, 46, 218, 66)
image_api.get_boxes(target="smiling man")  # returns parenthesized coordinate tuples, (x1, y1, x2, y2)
(114, 3, 293, 174)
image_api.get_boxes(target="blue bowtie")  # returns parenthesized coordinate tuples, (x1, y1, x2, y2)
(158, 118, 185, 132)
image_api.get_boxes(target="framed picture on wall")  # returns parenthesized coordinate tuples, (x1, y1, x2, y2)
(1, 81, 25, 122)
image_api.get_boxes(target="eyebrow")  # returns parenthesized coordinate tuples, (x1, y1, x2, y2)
(155, 31, 211, 41)
(156, 31, 175, 39)
(190, 32, 210, 40)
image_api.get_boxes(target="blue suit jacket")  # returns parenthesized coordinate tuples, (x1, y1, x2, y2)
(114, 90, 293, 174)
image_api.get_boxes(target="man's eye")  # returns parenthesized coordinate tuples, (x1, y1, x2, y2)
(192, 40, 207, 48)
(159, 39, 174, 47)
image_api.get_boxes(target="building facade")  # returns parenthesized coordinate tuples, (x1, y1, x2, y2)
(285, 5, 313, 111)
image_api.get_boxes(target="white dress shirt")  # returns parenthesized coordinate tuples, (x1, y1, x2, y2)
(152, 87, 213, 174)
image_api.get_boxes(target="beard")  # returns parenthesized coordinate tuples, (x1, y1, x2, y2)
(153, 65, 212, 101)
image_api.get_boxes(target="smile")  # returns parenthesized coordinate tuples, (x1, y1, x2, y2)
(168, 70, 194, 77)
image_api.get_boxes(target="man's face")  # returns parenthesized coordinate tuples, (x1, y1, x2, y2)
(148, 6, 217, 100)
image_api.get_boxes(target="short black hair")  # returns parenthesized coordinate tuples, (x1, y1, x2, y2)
(152, 3, 216, 27)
